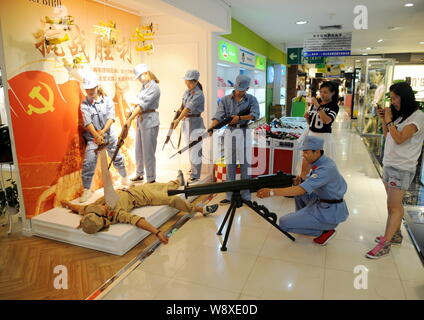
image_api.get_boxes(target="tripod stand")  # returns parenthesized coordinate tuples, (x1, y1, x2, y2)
(217, 191, 296, 251)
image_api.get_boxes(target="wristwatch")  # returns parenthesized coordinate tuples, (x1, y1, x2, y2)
(269, 190, 275, 197)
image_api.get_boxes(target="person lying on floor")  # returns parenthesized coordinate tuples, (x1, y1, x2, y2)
(256, 136, 349, 246)
(61, 171, 218, 244)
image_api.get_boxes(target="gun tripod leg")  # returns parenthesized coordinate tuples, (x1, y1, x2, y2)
(243, 200, 295, 242)
(220, 202, 237, 252)
(217, 201, 234, 236)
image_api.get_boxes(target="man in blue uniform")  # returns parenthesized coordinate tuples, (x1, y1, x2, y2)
(257, 136, 349, 245)
(209, 75, 260, 203)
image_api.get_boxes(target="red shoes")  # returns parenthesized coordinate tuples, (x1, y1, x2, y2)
(313, 230, 337, 246)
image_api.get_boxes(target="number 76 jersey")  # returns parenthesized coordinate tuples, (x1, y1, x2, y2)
(308, 101, 339, 133)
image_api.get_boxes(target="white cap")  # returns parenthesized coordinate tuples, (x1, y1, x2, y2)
(134, 64, 149, 80)
(183, 70, 200, 81)
(82, 73, 99, 89)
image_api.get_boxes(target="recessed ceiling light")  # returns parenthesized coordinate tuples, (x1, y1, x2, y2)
(362, 53, 369, 55)
(420, 41, 424, 45)
(355, 60, 361, 62)
(296, 20, 308, 25)
(404, 3, 414, 7)
(377, 39, 384, 43)
(365, 47, 372, 50)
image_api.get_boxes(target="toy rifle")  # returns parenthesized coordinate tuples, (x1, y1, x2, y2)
(108, 111, 136, 169)
(162, 105, 184, 150)
(169, 106, 251, 159)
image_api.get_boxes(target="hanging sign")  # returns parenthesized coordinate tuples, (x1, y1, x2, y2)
(239, 48, 255, 67)
(218, 40, 239, 64)
(303, 32, 352, 57)
(255, 55, 266, 70)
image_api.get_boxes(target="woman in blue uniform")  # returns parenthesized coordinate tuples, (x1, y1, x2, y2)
(172, 70, 205, 184)
(79, 72, 130, 203)
(126, 64, 161, 183)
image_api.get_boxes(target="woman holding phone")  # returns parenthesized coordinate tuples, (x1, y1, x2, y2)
(366, 82, 424, 258)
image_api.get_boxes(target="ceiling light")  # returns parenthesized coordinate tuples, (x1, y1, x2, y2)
(420, 41, 424, 45)
(296, 20, 308, 25)
(366, 47, 372, 50)
(355, 60, 361, 62)
(404, 3, 414, 7)
(362, 53, 369, 55)
(377, 39, 384, 43)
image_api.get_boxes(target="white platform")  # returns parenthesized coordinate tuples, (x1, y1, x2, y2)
(31, 170, 211, 256)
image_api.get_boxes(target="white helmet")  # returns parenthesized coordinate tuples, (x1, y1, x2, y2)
(82, 73, 99, 89)
(133, 64, 149, 80)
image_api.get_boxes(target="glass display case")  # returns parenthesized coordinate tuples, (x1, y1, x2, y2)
(357, 58, 395, 135)
(356, 59, 394, 170)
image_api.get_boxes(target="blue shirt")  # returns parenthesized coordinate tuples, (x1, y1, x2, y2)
(213, 91, 260, 126)
(300, 155, 347, 200)
(182, 85, 204, 115)
(81, 95, 115, 141)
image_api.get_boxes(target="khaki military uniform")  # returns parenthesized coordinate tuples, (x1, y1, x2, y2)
(80, 180, 195, 233)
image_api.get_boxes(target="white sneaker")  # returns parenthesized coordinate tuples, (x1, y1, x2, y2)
(121, 176, 131, 186)
(79, 189, 93, 203)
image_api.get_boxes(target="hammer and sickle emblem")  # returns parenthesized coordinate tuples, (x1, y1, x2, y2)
(27, 81, 55, 115)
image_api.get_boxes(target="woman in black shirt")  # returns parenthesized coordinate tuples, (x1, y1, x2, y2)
(304, 81, 339, 158)
(300, 81, 339, 179)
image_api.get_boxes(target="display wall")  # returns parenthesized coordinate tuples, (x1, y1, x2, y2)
(0, 0, 145, 219)
(0, 0, 229, 224)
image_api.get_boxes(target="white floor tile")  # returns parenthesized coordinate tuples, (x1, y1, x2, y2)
(326, 239, 401, 279)
(401, 279, 424, 300)
(323, 268, 406, 300)
(174, 245, 258, 292)
(242, 257, 325, 300)
(391, 247, 424, 281)
(102, 269, 172, 300)
(259, 228, 326, 267)
(154, 279, 239, 300)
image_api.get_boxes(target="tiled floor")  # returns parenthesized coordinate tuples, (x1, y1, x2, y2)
(102, 112, 424, 300)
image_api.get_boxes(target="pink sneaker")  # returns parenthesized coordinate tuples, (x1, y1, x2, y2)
(366, 238, 391, 259)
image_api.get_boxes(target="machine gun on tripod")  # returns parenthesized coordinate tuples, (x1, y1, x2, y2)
(168, 171, 296, 251)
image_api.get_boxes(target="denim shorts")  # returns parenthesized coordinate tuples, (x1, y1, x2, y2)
(383, 166, 416, 191)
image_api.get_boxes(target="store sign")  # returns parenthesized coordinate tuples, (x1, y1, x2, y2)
(394, 65, 424, 99)
(218, 40, 239, 64)
(255, 56, 266, 70)
(239, 48, 255, 67)
(303, 32, 352, 57)
(305, 56, 325, 64)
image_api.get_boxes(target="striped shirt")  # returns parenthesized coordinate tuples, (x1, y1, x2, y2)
(308, 101, 339, 133)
